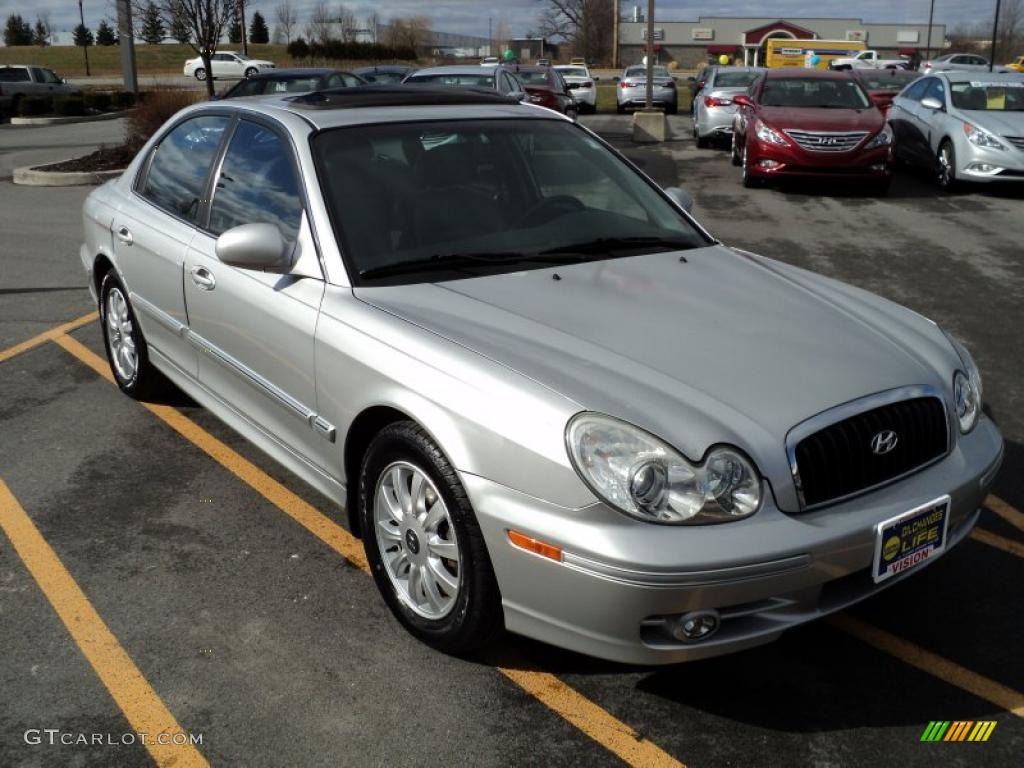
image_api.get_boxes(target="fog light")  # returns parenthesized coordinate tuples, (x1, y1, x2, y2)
(672, 610, 720, 642)
(870, 163, 887, 172)
(758, 159, 781, 169)
(966, 163, 999, 173)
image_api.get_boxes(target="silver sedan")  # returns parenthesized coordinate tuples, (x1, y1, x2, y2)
(80, 86, 1002, 664)
(692, 67, 763, 147)
(617, 64, 679, 114)
(889, 71, 1024, 188)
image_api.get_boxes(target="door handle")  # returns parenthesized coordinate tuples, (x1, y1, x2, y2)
(115, 226, 133, 246)
(190, 266, 216, 291)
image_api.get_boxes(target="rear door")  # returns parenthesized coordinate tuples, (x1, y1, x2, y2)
(183, 118, 329, 467)
(116, 113, 230, 378)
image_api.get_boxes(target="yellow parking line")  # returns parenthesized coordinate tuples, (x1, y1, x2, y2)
(985, 495, 1024, 534)
(0, 479, 208, 768)
(971, 527, 1024, 559)
(53, 334, 684, 768)
(830, 613, 1024, 718)
(0, 311, 97, 364)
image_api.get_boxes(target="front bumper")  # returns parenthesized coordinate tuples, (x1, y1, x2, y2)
(747, 136, 892, 180)
(697, 106, 738, 137)
(464, 416, 1002, 665)
(567, 87, 596, 106)
(955, 135, 1024, 183)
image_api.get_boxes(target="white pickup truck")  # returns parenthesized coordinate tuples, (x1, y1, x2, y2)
(829, 50, 909, 71)
(0, 65, 80, 113)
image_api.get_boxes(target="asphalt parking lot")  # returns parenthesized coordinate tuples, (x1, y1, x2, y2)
(1, 114, 1022, 767)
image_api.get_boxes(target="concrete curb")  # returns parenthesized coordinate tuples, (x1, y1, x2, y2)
(13, 163, 124, 187)
(10, 111, 129, 127)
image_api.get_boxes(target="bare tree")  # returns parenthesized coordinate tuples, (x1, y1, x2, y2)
(139, 0, 238, 98)
(535, 0, 615, 63)
(337, 4, 357, 43)
(366, 11, 380, 44)
(383, 15, 430, 51)
(305, 1, 332, 45)
(274, 0, 297, 44)
(493, 17, 511, 55)
(996, 0, 1024, 62)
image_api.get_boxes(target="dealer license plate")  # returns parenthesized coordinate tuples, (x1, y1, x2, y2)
(872, 496, 950, 584)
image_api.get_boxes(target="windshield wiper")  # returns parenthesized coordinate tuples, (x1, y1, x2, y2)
(540, 236, 695, 257)
(358, 251, 588, 280)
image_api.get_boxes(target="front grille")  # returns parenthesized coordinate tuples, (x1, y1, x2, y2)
(793, 396, 948, 509)
(783, 130, 868, 152)
(1004, 136, 1024, 151)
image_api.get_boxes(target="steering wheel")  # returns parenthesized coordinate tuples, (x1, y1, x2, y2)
(515, 195, 585, 228)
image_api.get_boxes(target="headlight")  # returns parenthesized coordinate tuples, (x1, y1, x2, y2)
(865, 127, 893, 149)
(566, 413, 762, 524)
(755, 120, 789, 146)
(943, 332, 983, 433)
(963, 122, 1006, 150)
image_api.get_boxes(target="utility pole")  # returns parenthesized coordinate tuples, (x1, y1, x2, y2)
(924, 0, 935, 62)
(989, 0, 1002, 71)
(240, 0, 248, 56)
(645, 0, 654, 108)
(116, 0, 137, 93)
(489, 17, 492, 57)
(78, 0, 91, 77)
(612, 0, 619, 69)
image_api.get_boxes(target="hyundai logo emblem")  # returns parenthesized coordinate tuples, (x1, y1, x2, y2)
(870, 429, 899, 455)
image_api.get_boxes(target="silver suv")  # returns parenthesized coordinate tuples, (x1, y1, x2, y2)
(80, 86, 1002, 665)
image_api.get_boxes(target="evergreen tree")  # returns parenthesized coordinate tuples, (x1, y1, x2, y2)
(3, 13, 33, 46)
(169, 5, 191, 44)
(96, 20, 117, 46)
(73, 23, 94, 48)
(249, 11, 269, 44)
(32, 18, 49, 46)
(228, 18, 243, 44)
(140, 1, 166, 44)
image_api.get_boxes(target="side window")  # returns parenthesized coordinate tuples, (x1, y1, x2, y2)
(342, 73, 363, 87)
(41, 69, 62, 84)
(209, 120, 303, 242)
(141, 115, 228, 220)
(923, 78, 945, 104)
(0, 67, 31, 82)
(496, 72, 510, 94)
(232, 78, 266, 97)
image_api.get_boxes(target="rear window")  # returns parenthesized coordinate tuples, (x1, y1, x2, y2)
(858, 72, 920, 91)
(518, 71, 551, 86)
(406, 73, 495, 88)
(0, 67, 30, 82)
(713, 71, 760, 88)
(558, 67, 588, 78)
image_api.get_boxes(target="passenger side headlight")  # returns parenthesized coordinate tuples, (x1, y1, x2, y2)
(963, 123, 1006, 150)
(566, 413, 762, 524)
(755, 120, 788, 146)
(943, 332, 983, 433)
(865, 127, 893, 149)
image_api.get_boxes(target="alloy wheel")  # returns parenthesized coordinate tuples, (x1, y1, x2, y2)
(105, 286, 137, 382)
(937, 143, 955, 189)
(374, 461, 461, 620)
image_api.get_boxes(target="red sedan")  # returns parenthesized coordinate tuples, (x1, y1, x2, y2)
(731, 69, 893, 193)
(512, 66, 579, 120)
(849, 68, 922, 117)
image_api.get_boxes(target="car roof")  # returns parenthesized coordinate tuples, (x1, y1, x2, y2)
(408, 65, 503, 77)
(937, 70, 1024, 82)
(711, 67, 764, 76)
(763, 68, 853, 80)
(246, 68, 341, 79)
(351, 65, 412, 74)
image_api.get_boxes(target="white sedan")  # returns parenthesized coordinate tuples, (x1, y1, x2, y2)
(554, 64, 596, 113)
(184, 51, 276, 81)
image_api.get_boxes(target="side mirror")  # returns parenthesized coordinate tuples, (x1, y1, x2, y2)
(664, 186, 694, 214)
(732, 94, 752, 107)
(920, 96, 943, 111)
(215, 223, 292, 270)
(508, 90, 526, 102)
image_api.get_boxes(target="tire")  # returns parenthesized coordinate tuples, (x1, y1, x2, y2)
(98, 271, 167, 399)
(696, 132, 709, 149)
(936, 139, 958, 191)
(616, 104, 625, 114)
(741, 140, 761, 188)
(244, 67, 258, 78)
(870, 179, 891, 196)
(731, 133, 742, 166)
(194, 68, 207, 81)
(9, 94, 22, 117)
(359, 421, 503, 656)
(666, 102, 678, 115)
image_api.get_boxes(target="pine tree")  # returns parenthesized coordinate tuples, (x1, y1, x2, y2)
(32, 18, 49, 46)
(228, 18, 243, 44)
(140, 1, 166, 44)
(249, 11, 269, 44)
(3, 13, 33, 46)
(96, 20, 117, 46)
(73, 23, 94, 48)
(169, 6, 191, 44)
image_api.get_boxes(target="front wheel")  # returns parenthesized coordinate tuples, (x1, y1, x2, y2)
(730, 133, 742, 166)
(936, 140, 958, 191)
(741, 141, 761, 188)
(194, 68, 207, 81)
(360, 422, 503, 656)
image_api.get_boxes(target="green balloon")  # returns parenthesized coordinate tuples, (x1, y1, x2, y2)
(502, 48, 515, 61)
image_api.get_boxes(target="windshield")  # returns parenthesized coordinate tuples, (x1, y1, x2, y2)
(406, 73, 495, 87)
(761, 78, 871, 108)
(858, 72, 919, 91)
(313, 119, 707, 285)
(235, 54, 251, 61)
(518, 71, 552, 85)
(714, 71, 760, 88)
(950, 81, 1024, 111)
(558, 67, 588, 78)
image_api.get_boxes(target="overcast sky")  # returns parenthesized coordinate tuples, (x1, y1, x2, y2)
(0, 0, 1003, 41)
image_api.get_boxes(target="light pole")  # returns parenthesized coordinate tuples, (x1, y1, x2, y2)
(989, 0, 1002, 72)
(645, 0, 654, 109)
(240, 0, 248, 56)
(924, 0, 935, 62)
(78, 0, 91, 77)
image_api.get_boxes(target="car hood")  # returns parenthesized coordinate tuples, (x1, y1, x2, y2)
(759, 106, 884, 132)
(956, 109, 1024, 136)
(355, 246, 958, 510)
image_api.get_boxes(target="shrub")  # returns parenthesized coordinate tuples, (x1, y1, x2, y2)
(287, 37, 309, 61)
(125, 88, 202, 151)
(111, 91, 137, 110)
(84, 91, 112, 112)
(17, 96, 53, 116)
(52, 95, 87, 116)
(307, 39, 416, 62)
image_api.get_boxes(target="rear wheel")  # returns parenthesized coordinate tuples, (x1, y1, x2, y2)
(99, 271, 167, 399)
(616, 104, 625, 114)
(360, 422, 503, 656)
(936, 139, 958, 191)
(244, 67, 258, 78)
(194, 68, 207, 81)
(666, 101, 678, 115)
